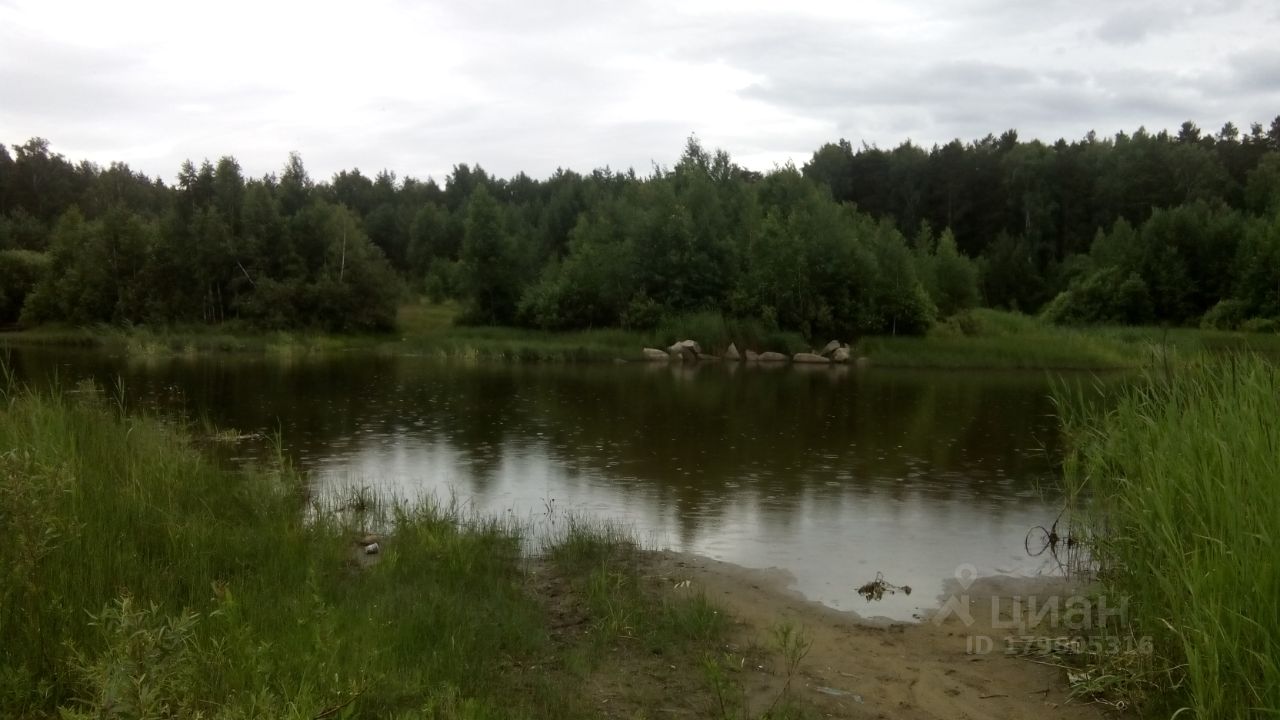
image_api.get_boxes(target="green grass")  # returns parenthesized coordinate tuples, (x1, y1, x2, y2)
(1091, 324, 1280, 356)
(0, 303, 809, 363)
(858, 308, 1280, 370)
(1055, 356, 1279, 717)
(9, 304, 1274, 369)
(859, 333, 1137, 369)
(0, 323, 375, 356)
(859, 309, 1137, 369)
(0, 377, 735, 718)
(543, 516, 728, 653)
(395, 303, 807, 362)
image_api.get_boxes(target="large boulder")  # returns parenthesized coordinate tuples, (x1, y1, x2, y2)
(831, 346, 851, 363)
(666, 340, 701, 360)
(677, 339, 702, 354)
(642, 347, 670, 361)
(758, 351, 788, 363)
(724, 342, 741, 361)
(744, 350, 760, 362)
(819, 340, 841, 357)
(793, 352, 829, 364)
(671, 345, 698, 362)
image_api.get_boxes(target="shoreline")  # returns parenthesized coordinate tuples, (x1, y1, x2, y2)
(5, 315, 1275, 370)
(3, 338, 1270, 717)
(7, 297, 1280, 372)
(647, 549, 1104, 718)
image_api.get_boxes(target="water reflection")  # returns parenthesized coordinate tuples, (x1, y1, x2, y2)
(6, 348, 1093, 620)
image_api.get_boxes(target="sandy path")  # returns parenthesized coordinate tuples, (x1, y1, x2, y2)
(652, 551, 1107, 720)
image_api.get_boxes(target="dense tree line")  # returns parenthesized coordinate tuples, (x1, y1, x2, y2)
(805, 119, 1280, 328)
(0, 143, 401, 330)
(1, 119, 1278, 336)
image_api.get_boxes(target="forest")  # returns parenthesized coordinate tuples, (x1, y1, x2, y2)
(1, 118, 1279, 338)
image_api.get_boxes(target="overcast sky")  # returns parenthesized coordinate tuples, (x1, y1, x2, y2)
(2, 0, 1278, 184)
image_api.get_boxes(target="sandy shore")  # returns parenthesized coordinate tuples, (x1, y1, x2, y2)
(649, 551, 1106, 720)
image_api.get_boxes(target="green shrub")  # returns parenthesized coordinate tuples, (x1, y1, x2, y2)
(1042, 268, 1154, 326)
(1200, 298, 1249, 330)
(1240, 317, 1279, 333)
(620, 292, 662, 330)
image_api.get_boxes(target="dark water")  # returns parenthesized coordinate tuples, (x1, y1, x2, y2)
(4, 347, 1092, 620)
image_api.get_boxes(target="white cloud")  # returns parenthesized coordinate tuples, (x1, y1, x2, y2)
(0, 0, 1277, 184)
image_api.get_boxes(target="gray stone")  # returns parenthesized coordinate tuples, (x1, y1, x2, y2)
(724, 342, 741, 361)
(831, 346, 851, 363)
(642, 348, 669, 361)
(744, 350, 760, 362)
(669, 346, 697, 362)
(793, 352, 830, 364)
(677, 339, 703, 355)
(819, 340, 841, 357)
(758, 351, 788, 363)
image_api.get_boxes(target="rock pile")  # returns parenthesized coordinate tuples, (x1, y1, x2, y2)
(641, 339, 864, 365)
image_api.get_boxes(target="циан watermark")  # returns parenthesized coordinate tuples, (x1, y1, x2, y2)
(933, 563, 1152, 656)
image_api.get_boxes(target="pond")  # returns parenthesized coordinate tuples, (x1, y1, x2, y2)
(4, 347, 1099, 620)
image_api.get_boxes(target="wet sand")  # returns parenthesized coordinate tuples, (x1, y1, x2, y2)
(650, 551, 1105, 719)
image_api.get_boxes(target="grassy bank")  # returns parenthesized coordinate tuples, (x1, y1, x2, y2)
(0, 380, 814, 718)
(4, 303, 1277, 369)
(860, 308, 1280, 369)
(1056, 356, 1279, 716)
(0, 324, 377, 356)
(0, 303, 811, 363)
(394, 303, 809, 361)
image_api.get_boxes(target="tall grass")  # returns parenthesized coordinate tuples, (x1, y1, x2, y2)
(1, 304, 808, 363)
(861, 309, 1140, 369)
(0, 377, 732, 718)
(859, 333, 1139, 369)
(0, 379, 556, 717)
(543, 516, 727, 653)
(0, 323, 371, 356)
(861, 308, 1280, 370)
(651, 311, 806, 355)
(1056, 356, 1279, 717)
(399, 304, 807, 361)
(1092, 324, 1280, 357)
(7, 304, 1275, 368)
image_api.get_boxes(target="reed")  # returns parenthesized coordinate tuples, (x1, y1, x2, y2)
(1055, 356, 1279, 717)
